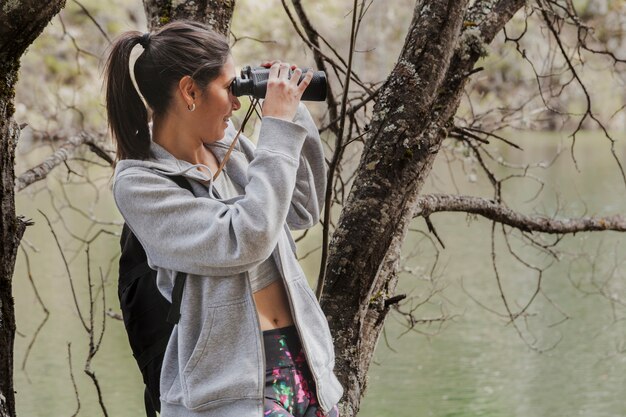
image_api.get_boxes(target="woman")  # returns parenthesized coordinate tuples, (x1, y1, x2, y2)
(104, 20, 342, 417)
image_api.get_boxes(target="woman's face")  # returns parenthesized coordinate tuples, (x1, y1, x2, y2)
(196, 55, 241, 142)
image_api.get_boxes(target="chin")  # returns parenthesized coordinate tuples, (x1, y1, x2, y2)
(210, 129, 227, 143)
(202, 133, 226, 146)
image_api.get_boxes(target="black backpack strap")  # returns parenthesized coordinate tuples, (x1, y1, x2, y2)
(170, 175, 193, 192)
(167, 271, 187, 324)
(165, 176, 192, 326)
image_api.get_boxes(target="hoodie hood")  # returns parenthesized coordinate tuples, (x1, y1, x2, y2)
(113, 121, 252, 196)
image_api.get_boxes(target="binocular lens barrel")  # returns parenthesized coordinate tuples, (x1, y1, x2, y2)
(231, 66, 327, 102)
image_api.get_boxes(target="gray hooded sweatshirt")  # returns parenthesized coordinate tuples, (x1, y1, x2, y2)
(113, 104, 343, 417)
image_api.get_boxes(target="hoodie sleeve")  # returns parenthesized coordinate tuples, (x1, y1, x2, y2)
(113, 117, 307, 277)
(285, 103, 328, 230)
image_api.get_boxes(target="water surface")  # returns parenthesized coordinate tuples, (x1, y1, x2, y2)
(13, 131, 626, 417)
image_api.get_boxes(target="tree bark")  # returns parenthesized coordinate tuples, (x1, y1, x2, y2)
(319, 1, 526, 416)
(0, 1, 66, 416)
(142, 0, 235, 34)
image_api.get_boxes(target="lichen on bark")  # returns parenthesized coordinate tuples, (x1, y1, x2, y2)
(0, 63, 20, 117)
(1, 0, 22, 15)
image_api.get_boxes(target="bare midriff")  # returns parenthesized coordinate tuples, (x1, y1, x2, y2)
(253, 279, 295, 331)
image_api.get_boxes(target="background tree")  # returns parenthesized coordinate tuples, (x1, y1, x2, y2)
(1, 2, 66, 416)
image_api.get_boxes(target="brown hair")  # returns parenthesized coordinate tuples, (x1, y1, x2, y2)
(104, 20, 230, 161)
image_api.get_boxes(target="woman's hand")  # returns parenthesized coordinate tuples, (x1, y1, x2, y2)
(260, 60, 313, 122)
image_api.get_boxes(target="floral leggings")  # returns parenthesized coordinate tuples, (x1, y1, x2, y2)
(263, 325, 340, 417)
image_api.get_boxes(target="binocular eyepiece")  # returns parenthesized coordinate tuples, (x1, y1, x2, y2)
(231, 65, 327, 101)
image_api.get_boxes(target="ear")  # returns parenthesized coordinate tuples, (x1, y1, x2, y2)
(178, 75, 199, 105)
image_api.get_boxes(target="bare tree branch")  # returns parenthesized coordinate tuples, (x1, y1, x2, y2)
(414, 194, 626, 234)
(67, 343, 80, 417)
(83, 247, 108, 417)
(71, 0, 111, 44)
(14, 132, 112, 192)
(316, 0, 360, 299)
(17, 246, 49, 379)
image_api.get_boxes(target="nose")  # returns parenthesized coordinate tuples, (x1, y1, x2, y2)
(230, 91, 241, 111)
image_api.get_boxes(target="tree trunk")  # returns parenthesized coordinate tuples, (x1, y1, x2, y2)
(142, 0, 235, 34)
(319, 1, 526, 416)
(0, 2, 66, 416)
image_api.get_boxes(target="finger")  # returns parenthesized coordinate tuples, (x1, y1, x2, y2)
(278, 62, 290, 79)
(297, 69, 314, 93)
(289, 67, 303, 86)
(269, 61, 281, 79)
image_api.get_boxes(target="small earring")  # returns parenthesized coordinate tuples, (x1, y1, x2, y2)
(188, 103, 196, 112)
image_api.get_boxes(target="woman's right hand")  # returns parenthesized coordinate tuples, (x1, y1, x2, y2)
(261, 61, 313, 122)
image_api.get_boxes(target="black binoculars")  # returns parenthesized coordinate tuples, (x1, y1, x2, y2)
(231, 65, 327, 101)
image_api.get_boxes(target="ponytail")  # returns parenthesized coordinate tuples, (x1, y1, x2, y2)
(104, 31, 151, 161)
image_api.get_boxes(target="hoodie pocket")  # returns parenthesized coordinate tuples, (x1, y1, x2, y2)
(181, 298, 260, 410)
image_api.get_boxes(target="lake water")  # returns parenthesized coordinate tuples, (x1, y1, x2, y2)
(12, 131, 626, 417)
